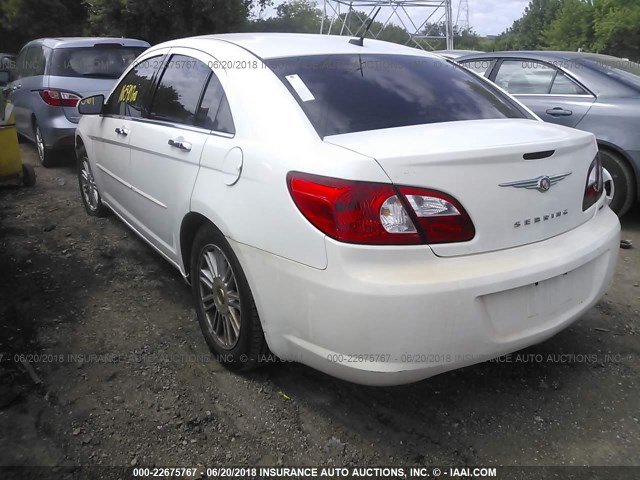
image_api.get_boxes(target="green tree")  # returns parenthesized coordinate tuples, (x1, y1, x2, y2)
(496, 0, 563, 50)
(89, 0, 265, 43)
(250, 0, 323, 33)
(0, 0, 88, 52)
(494, 0, 640, 59)
(0, 0, 266, 49)
(593, 0, 640, 60)
(546, 0, 595, 51)
(87, 0, 268, 44)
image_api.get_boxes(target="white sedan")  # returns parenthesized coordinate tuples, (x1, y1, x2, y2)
(75, 33, 620, 386)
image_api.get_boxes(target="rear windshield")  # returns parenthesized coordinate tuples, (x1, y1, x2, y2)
(49, 46, 147, 79)
(266, 54, 527, 137)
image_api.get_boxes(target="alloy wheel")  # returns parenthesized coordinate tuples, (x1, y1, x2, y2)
(35, 127, 45, 164)
(80, 159, 99, 211)
(198, 244, 242, 350)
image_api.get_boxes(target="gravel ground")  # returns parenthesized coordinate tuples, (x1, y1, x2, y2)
(0, 145, 639, 478)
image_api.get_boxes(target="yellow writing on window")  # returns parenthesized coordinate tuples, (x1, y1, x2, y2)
(118, 84, 139, 104)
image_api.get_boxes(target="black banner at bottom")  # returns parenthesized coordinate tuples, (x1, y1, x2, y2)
(0, 466, 637, 480)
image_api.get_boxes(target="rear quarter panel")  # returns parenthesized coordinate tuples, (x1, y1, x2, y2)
(186, 40, 390, 271)
(575, 98, 640, 193)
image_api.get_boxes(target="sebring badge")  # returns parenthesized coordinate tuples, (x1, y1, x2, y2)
(499, 172, 572, 193)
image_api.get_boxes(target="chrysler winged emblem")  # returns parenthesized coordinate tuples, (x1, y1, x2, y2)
(499, 172, 572, 193)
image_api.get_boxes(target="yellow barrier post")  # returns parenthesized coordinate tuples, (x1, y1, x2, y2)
(0, 90, 35, 186)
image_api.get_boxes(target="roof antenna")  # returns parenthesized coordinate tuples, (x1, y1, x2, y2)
(349, 7, 381, 47)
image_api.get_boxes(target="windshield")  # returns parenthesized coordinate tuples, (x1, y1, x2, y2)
(265, 54, 527, 137)
(50, 46, 147, 79)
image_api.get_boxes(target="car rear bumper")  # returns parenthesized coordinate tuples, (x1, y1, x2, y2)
(39, 113, 76, 149)
(234, 204, 620, 386)
(17, 104, 77, 149)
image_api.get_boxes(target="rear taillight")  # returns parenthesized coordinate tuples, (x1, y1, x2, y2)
(398, 186, 476, 244)
(38, 89, 81, 107)
(583, 155, 603, 211)
(287, 172, 421, 245)
(287, 172, 475, 245)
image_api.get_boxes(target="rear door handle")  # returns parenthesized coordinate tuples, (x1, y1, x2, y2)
(114, 127, 129, 136)
(168, 138, 192, 152)
(546, 107, 572, 117)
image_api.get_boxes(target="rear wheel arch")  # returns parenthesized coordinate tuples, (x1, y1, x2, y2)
(31, 114, 41, 141)
(32, 115, 53, 167)
(189, 221, 267, 370)
(180, 212, 223, 281)
(75, 135, 85, 156)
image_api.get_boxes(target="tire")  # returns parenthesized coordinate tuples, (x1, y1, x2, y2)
(21, 164, 36, 186)
(600, 149, 636, 217)
(77, 146, 109, 217)
(190, 224, 266, 371)
(34, 122, 55, 168)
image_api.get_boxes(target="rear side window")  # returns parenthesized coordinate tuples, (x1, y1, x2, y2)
(12, 49, 27, 80)
(149, 55, 211, 126)
(266, 54, 525, 137)
(195, 74, 235, 134)
(550, 73, 587, 95)
(107, 56, 162, 118)
(49, 47, 146, 79)
(15, 46, 47, 79)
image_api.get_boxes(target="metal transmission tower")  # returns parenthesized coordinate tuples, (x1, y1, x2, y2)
(320, 1, 455, 50)
(455, 0, 470, 32)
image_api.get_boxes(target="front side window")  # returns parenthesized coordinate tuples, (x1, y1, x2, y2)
(149, 55, 211, 126)
(49, 47, 146, 79)
(106, 56, 163, 118)
(266, 54, 526, 138)
(495, 60, 556, 95)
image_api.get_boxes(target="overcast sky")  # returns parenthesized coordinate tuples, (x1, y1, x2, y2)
(258, 1, 530, 37)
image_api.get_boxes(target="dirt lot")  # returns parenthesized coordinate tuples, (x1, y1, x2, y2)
(1, 144, 639, 477)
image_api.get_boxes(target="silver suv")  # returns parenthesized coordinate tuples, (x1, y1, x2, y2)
(7, 37, 149, 166)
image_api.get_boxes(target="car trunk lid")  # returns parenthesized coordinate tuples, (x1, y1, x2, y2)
(325, 118, 598, 257)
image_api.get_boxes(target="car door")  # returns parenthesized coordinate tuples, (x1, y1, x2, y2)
(491, 59, 595, 128)
(91, 53, 166, 221)
(125, 49, 215, 262)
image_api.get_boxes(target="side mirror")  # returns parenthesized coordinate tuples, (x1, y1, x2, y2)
(0, 71, 9, 87)
(78, 94, 105, 115)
